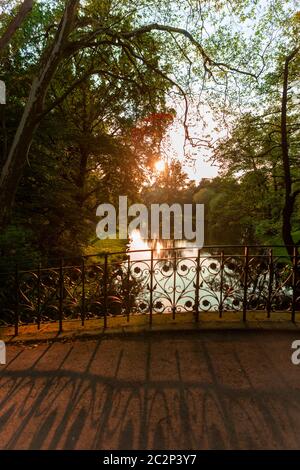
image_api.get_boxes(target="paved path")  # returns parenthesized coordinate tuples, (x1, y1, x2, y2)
(1, 331, 300, 449)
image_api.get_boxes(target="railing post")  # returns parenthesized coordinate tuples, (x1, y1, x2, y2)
(243, 246, 249, 322)
(103, 254, 108, 329)
(14, 264, 19, 336)
(149, 249, 153, 326)
(58, 258, 63, 333)
(81, 257, 85, 326)
(219, 251, 224, 318)
(267, 248, 273, 318)
(292, 246, 298, 323)
(126, 256, 131, 322)
(172, 250, 177, 320)
(37, 262, 41, 330)
(194, 249, 201, 322)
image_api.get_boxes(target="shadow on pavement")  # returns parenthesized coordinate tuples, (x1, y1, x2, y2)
(0, 331, 300, 449)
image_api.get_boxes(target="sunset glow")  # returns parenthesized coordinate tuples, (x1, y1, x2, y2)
(154, 159, 165, 173)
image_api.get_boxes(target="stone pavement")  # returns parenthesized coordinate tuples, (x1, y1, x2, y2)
(1, 330, 300, 449)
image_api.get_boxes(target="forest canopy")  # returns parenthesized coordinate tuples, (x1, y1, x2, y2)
(0, 0, 299, 267)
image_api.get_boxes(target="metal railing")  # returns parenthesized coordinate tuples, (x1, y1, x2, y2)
(0, 245, 299, 335)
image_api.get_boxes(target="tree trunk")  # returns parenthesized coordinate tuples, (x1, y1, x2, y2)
(0, 0, 79, 228)
(77, 144, 89, 207)
(280, 47, 299, 258)
(0, 0, 34, 52)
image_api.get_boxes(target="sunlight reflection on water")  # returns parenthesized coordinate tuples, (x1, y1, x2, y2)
(126, 230, 221, 312)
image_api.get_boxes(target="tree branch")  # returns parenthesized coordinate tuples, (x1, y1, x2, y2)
(0, 0, 34, 51)
(40, 67, 145, 120)
(116, 23, 258, 78)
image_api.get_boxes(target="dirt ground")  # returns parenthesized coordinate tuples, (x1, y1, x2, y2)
(1, 330, 300, 450)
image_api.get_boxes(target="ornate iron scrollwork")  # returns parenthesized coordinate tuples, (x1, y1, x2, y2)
(0, 246, 299, 329)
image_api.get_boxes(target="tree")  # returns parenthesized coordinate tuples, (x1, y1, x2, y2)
(210, 10, 300, 254)
(0, 0, 263, 229)
(5, 55, 169, 258)
(280, 47, 300, 257)
(0, 0, 79, 228)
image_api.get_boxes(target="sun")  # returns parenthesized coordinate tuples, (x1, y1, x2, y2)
(154, 159, 165, 173)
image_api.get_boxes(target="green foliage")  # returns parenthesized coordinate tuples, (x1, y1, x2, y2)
(0, 225, 39, 272)
(1, 0, 299, 269)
